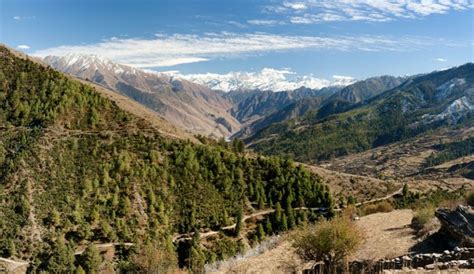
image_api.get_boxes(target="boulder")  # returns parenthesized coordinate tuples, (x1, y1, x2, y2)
(435, 205, 474, 247)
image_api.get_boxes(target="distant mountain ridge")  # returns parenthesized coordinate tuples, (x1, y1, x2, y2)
(234, 75, 407, 139)
(44, 54, 241, 138)
(245, 63, 474, 162)
(171, 68, 356, 92)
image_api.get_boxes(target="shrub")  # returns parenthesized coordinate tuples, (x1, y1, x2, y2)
(360, 201, 394, 216)
(292, 216, 363, 273)
(130, 242, 178, 274)
(411, 205, 435, 231)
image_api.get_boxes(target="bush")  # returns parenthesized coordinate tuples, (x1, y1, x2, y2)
(360, 201, 394, 216)
(130, 242, 178, 274)
(411, 205, 435, 231)
(292, 216, 363, 273)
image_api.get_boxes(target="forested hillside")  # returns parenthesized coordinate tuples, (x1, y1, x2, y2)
(0, 46, 332, 272)
(43, 54, 240, 138)
(246, 64, 473, 163)
(233, 75, 408, 139)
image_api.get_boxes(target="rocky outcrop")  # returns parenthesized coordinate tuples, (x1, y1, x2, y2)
(435, 205, 474, 248)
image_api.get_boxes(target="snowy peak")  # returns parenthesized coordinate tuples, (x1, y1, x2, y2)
(42, 53, 241, 138)
(165, 68, 356, 92)
(44, 54, 138, 75)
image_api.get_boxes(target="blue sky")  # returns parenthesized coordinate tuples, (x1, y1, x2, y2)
(1, 0, 473, 81)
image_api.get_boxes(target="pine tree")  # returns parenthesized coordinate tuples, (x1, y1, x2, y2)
(265, 218, 273, 235)
(6, 239, 16, 257)
(257, 223, 265, 240)
(189, 246, 205, 271)
(272, 202, 282, 230)
(82, 244, 102, 273)
(47, 239, 76, 272)
(234, 206, 243, 237)
(285, 196, 295, 229)
(281, 213, 288, 231)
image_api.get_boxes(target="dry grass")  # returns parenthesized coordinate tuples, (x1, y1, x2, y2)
(304, 164, 401, 202)
(411, 205, 435, 232)
(359, 200, 394, 216)
(211, 210, 418, 273)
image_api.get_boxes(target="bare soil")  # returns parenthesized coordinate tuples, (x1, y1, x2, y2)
(211, 210, 422, 273)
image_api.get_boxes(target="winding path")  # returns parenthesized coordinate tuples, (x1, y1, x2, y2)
(172, 187, 403, 242)
(0, 188, 403, 268)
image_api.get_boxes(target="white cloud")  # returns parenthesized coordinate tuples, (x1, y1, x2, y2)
(266, 0, 473, 23)
(164, 68, 355, 92)
(17, 45, 30, 50)
(247, 19, 281, 26)
(13, 15, 36, 20)
(283, 2, 308, 10)
(435, 58, 448, 62)
(290, 16, 313, 24)
(33, 32, 465, 68)
(228, 21, 247, 28)
(133, 57, 209, 67)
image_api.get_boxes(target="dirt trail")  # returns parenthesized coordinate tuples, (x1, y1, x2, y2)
(0, 257, 29, 273)
(172, 187, 403, 242)
(211, 209, 418, 273)
(26, 178, 41, 243)
(74, 242, 134, 255)
(351, 209, 416, 261)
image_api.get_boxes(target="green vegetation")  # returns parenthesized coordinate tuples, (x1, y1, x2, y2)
(411, 205, 435, 231)
(128, 241, 178, 273)
(394, 186, 465, 210)
(0, 47, 332, 271)
(424, 137, 474, 167)
(246, 64, 474, 163)
(292, 216, 363, 274)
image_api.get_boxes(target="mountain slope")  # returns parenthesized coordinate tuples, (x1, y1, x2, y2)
(229, 86, 341, 125)
(315, 75, 407, 119)
(43, 54, 240, 138)
(0, 46, 332, 272)
(328, 75, 406, 104)
(235, 75, 407, 139)
(246, 64, 474, 163)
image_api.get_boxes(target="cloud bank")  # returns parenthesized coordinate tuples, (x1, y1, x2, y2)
(33, 32, 462, 68)
(265, 0, 473, 23)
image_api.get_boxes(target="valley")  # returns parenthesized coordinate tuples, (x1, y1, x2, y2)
(1, 16, 473, 272)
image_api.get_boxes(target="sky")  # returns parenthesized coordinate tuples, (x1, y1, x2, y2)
(1, 0, 473, 84)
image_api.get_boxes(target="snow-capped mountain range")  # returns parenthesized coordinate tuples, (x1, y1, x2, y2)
(45, 53, 355, 92)
(164, 68, 356, 92)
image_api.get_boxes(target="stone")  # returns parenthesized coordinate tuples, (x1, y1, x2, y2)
(435, 205, 474, 248)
